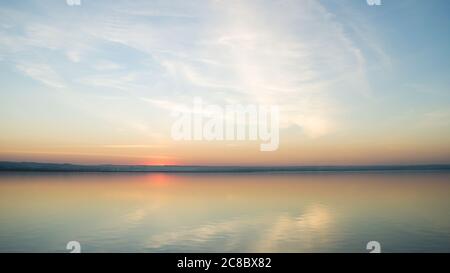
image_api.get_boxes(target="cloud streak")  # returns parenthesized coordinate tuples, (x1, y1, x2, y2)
(15, 62, 66, 89)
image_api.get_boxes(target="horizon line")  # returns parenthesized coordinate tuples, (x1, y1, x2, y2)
(2, 160, 450, 167)
(1, 161, 450, 173)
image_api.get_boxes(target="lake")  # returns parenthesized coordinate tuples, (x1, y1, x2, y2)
(0, 171, 449, 252)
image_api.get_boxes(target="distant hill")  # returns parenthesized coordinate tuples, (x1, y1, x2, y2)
(0, 161, 449, 173)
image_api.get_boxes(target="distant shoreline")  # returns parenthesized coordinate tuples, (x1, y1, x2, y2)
(1, 161, 449, 173)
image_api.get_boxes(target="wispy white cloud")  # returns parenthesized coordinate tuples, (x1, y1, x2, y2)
(15, 62, 66, 89)
(1, 0, 387, 139)
(78, 72, 146, 92)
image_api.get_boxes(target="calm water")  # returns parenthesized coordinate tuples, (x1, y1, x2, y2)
(0, 171, 449, 253)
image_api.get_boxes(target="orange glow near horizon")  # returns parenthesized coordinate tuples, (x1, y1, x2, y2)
(140, 159, 179, 166)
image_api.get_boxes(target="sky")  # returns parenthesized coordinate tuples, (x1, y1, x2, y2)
(0, 0, 449, 166)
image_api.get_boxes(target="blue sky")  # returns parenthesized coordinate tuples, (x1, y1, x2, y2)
(0, 0, 449, 165)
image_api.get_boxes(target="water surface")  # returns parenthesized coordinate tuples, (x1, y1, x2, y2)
(0, 171, 449, 252)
